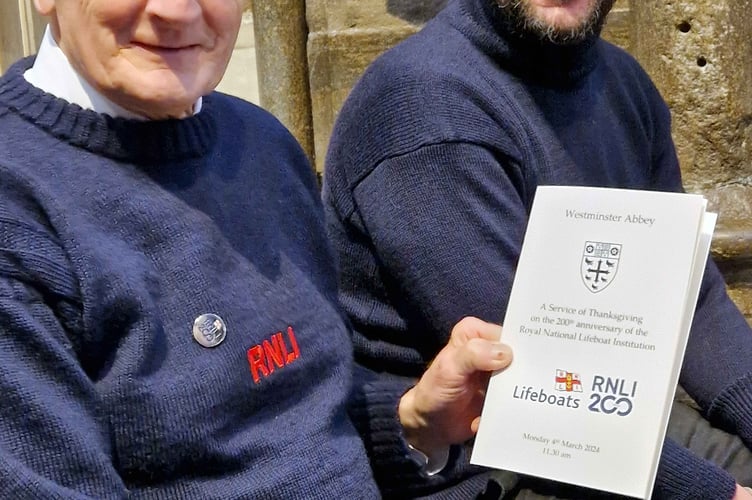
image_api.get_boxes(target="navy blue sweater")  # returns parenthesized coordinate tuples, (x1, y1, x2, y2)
(324, 0, 752, 497)
(0, 56, 437, 498)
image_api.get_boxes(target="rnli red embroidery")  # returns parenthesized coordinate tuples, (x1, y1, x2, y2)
(246, 326, 301, 383)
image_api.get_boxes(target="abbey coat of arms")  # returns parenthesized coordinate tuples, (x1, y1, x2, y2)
(581, 241, 621, 293)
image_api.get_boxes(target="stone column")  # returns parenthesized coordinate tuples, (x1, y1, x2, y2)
(305, 0, 426, 172)
(252, 0, 315, 165)
(632, 1, 752, 318)
(0, 0, 45, 72)
(601, 0, 632, 50)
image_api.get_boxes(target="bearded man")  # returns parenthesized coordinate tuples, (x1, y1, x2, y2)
(323, 0, 752, 498)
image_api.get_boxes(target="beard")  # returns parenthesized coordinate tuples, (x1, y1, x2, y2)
(494, 0, 617, 45)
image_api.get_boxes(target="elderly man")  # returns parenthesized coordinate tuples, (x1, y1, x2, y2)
(0, 1, 512, 498)
(324, 0, 752, 498)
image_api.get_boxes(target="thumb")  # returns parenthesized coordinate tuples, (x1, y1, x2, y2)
(454, 338, 513, 376)
(471, 416, 482, 434)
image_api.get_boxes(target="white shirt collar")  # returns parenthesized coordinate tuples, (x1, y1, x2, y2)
(24, 26, 202, 120)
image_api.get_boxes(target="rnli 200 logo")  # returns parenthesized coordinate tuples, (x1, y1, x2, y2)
(587, 374, 637, 417)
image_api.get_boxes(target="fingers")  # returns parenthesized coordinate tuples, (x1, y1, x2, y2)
(450, 316, 503, 345)
(471, 416, 481, 434)
(733, 484, 752, 500)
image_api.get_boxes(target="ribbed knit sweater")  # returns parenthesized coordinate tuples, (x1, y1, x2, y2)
(0, 56, 437, 498)
(323, 0, 752, 498)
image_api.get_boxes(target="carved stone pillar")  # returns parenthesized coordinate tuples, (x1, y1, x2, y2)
(632, 1, 752, 318)
(252, 0, 315, 164)
(0, 0, 45, 72)
(305, 0, 428, 172)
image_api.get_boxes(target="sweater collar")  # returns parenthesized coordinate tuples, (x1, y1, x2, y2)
(0, 56, 216, 164)
(447, 0, 602, 86)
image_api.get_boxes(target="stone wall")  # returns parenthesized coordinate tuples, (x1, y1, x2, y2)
(216, 5, 260, 104)
(630, 1, 752, 315)
(0, 0, 45, 72)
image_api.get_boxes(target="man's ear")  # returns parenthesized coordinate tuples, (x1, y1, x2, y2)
(33, 0, 55, 16)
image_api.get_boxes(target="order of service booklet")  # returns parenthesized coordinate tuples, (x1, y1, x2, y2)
(470, 185, 717, 499)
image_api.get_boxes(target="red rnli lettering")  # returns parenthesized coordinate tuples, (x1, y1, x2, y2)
(247, 326, 301, 383)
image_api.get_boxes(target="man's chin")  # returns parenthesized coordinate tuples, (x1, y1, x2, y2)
(539, 23, 598, 45)
(115, 91, 198, 120)
(495, 0, 614, 45)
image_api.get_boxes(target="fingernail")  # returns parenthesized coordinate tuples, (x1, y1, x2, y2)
(490, 343, 510, 359)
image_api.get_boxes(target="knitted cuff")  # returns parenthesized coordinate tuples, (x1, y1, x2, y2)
(707, 372, 752, 448)
(653, 438, 737, 500)
(347, 366, 464, 498)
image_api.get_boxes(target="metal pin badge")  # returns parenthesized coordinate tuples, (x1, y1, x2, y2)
(193, 313, 227, 348)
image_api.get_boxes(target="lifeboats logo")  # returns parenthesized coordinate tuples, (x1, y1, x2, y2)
(513, 370, 638, 416)
(512, 368, 583, 409)
(555, 369, 583, 392)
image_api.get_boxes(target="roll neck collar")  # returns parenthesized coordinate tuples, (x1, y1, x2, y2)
(0, 57, 217, 164)
(447, 0, 602, 86)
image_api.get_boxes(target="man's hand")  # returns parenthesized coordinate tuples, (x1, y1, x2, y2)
(398, 316, 513, 459)
(734, 485, 752, 500)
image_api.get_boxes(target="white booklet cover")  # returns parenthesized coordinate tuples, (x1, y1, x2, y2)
(470, 186, 717, 499)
